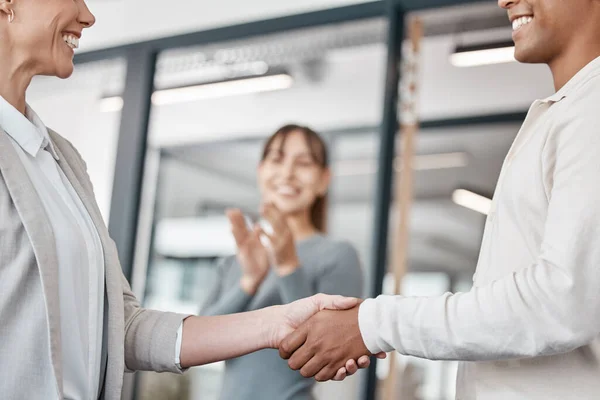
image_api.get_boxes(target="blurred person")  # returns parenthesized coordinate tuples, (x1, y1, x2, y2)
(0, 2, 370, 399)
(201, 125, 367, 400)
(279, 0, 600, 399)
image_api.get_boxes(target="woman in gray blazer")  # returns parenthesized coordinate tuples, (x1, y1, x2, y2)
(0, 3, 372, 399)
(202, 125, 368, 400)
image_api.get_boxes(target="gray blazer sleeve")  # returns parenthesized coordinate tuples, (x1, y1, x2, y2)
(200, 257, 253, 316)
(278, 241, 364, 303)
(121, 266, 191, 373)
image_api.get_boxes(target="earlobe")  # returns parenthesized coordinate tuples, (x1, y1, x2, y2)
(0, 0, 15, 23)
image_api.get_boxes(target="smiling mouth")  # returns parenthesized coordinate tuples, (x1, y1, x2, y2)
(62, 34, 79, 50)
(275, 185, 300, 196)
(512, 16, 533, 31)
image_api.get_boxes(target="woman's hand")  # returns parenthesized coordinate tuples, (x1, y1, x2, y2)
(268, 294, 385, 381)
(260, 203, 300, 276)
(227, 209, 269, 295)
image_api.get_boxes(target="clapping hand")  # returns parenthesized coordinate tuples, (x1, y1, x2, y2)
(227, 209, 270, 295)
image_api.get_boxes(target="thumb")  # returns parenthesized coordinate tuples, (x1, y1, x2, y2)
(312, 294, 360, 311)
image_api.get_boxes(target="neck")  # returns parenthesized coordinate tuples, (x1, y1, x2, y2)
(0, 46, 34, 114)
(548, 31, 600, 91)
(285, 211, 319, 242)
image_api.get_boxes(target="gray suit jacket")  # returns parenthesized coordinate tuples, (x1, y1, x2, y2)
(0, 128, 188, 400)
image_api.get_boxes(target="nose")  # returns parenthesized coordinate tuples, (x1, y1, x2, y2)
(281, 160, 295, 179)
(78, 0, 96, 28)
(498, 0, 517, 9)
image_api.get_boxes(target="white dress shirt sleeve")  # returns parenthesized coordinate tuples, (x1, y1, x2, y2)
(359, 112, 600, 361)
(175, 322, 184, 370)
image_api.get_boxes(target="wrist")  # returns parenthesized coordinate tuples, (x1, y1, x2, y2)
(261, 304, 285, 349)
(240, 276, 261, 295)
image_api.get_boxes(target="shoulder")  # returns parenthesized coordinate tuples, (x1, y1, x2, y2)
(555, 73, 600, 124)
(546, 79, 600, 154)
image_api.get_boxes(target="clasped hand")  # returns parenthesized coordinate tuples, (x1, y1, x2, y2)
(279, 301, 386, 382)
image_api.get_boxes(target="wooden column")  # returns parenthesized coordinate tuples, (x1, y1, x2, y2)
(383, 16, 423, 400)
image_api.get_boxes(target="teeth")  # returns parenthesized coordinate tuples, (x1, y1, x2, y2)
(512, 16, 533, 31)
(276, 185, 297, 195)
(62, 34, 79, 49)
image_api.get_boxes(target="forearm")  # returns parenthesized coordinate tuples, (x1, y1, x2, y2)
(179, 306, 281, 368)
(359, 263, 598, 361)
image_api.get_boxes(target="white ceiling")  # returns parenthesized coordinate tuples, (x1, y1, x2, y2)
(79, 0, 368, 52)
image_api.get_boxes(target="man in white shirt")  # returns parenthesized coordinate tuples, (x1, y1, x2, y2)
(279, 0, 600, 398)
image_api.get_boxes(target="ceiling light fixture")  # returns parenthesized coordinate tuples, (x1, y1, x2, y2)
(452, 188, 492, 214)
(99, 71, 293, 112)
(450, 41, 515, 67)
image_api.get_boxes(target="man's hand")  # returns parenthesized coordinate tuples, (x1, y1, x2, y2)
(269, 294, 376, 381)
(279, 306, 375, 382)
(268, 294, 358, 348)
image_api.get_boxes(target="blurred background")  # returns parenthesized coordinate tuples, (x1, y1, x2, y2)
(25, 0, 554, 399)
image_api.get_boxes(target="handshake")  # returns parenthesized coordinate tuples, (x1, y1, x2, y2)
(272, 294, 387, 382)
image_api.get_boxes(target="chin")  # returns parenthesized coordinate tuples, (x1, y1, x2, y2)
(55, 65, 75, 79)
(514, 44, 548, 65)
(270, 198, 305, 214)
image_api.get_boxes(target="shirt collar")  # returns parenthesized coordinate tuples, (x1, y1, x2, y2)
(0, 95, 59, 160)
(541, 55, 600, 104)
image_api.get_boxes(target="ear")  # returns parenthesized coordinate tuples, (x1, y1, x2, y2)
(318, 167, 331, 196)
(0, 0, 14, 22)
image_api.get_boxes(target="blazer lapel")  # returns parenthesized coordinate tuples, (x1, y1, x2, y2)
(48, 129, 125, 399)
(0, 129, 64, 398)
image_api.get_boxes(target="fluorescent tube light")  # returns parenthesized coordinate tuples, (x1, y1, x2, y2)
(450, 41, 515, 67)
(99, 96, 123, 113)
(335, 152, 469, 177)
(152, 73, 293, 105)
(99, 73, 293, 112)
(452, 189, 492, 214)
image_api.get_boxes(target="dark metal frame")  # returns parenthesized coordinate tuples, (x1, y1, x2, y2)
(363, 2, 403, 398)
(71, 1, 517, 399)
(108, 47, 157, 281)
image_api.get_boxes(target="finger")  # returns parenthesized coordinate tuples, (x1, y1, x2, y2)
(299, 355, 328, 379)
(376, 352, 387, 359)
(345, 359, 358, 375)
(251, 225, 267, 246)
(226, 209, 250, 246)
(314, 364, 339, 382)
(279, 324, 308, 360)
(254, 225, 274, 248)
(357, 355, 371, 368)
(287, 343, 315, 371)
(333, 367, 347, 381)
(260, 203, 286, 233)
(312, 293, 360, 311)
